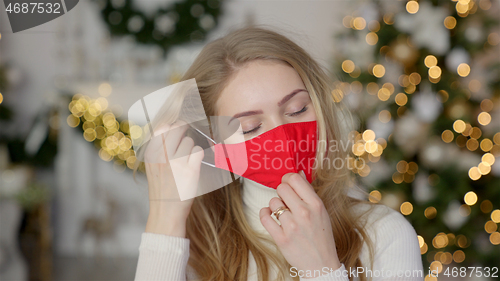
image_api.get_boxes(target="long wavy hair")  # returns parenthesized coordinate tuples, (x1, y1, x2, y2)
(136, 25, 377, 281)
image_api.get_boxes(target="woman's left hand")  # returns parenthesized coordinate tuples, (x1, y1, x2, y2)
(260, 171, 342, 276)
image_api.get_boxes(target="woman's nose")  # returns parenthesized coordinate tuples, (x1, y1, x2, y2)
(267, 116, 288, 131)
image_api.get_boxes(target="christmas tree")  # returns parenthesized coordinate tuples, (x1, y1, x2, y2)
(332, 0, 500, 275)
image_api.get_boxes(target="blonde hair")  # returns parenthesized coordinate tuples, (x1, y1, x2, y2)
(136, 25, 378, 281)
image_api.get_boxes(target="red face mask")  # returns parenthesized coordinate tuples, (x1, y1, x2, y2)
(213, 120, 318, 189)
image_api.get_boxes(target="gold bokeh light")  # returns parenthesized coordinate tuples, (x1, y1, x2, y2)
(429, 66, 442, 79)
(444, 16, 457, 29)
(353, 17, 367, 30)
(366, 32, 378, 45)
(424, 55, 438, 67)
(406, 0, 419, 13)
(453, 120, 466, 133)
(464, 191, 478, 206)
(342, 60, 355, 73)
(400, 202, 413, 215)
(372, 64, 386, 78)
(457, 63, 471, 77)
(441, 130, 454, 143)
(477, 112, 491, 126)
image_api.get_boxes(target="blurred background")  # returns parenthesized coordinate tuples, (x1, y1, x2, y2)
(0, 0, 499, 280)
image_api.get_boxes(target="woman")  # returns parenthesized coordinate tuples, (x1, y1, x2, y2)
(134, 26, 423, 281)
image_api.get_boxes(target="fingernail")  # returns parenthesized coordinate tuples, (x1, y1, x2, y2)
(299, 170, 306, 179)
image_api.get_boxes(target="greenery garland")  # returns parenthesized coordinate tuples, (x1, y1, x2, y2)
(97, 0, 223, 55)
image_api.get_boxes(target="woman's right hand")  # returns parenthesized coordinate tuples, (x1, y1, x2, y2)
(143, 120, 204, 238)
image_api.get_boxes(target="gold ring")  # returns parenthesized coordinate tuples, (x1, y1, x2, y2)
(272, 206, 290, 220)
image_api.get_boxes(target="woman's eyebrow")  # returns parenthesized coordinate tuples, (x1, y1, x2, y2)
(229, 109, 264, 124)
(228, 89, 308, 123)
(277, 89, 308, 107)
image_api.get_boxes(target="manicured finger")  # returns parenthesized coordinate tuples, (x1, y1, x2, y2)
(299, 170, 315, 191)
(259, 207, 284, 238)
(281, 173, 317, 203)
(276, 183, 304, 211)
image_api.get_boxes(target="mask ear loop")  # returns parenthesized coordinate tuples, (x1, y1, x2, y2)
(191, 126, 217, 168)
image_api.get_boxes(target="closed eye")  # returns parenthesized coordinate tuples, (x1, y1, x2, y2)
(242, 106, 308, 135)
(242, 124, 262, 135)
(288, 106, 307, 117)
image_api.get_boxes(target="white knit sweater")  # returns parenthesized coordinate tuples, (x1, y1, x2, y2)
(135, 178, 424, 281)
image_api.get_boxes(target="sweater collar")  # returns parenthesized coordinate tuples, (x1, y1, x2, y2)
(240, 177, 279, 233)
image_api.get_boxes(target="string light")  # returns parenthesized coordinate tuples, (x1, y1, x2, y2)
(453, 250, 466, 263)
(98, 82, 112, 97)
(430, 261, 443, 274)
(417, 235, 429, 255)
(480, 139, 493, 151)
(399, 74, 410, 87)
(456, 2, 469, 14)
(409, 72, 421, 85)
(468, 166, 481, 180)
(366, 82, 379, 95)
(456, 235, 469, 248)
(441, 130, 454, 143)
(480, 99, 494, 112)
(369, 190, 382, 203)
(457, 63, 471, 77)
(485, 221, 497, 233)
(464, 191, 478, 205)
(383, 13, 394, 25)
(477, 112, 491, 126)
(350, 81, 363, 93)
(466, 139, 479, 151)
(490, 232, 500, 245)
(425, 274, 437, 281)
(428, 66, 442, 79)
(395, 93, 408, 106)
(68, 93, 137, 171)
(444, 16, 457, 29)
(378, 110, 391, 123)
(437, 90, 449, 102)
(425, 207, 437, 219)
(342, 15, 353, 28)
(377, 88, 391, 101)
(453, 120, 466, 133)
(487, 32, 499, 45)
(459, 204, 471, 217)
(368, 20, 380, 32)
(479, 0, 492, 10)
(372, 64, 385, 78)
(341, 60, 355, 73)
(424, 55, 438, 67)
(482, 153, 495, 165)
(366, 32, 378, 45)
(492, 210, 500, 223)
(401, 202, 413, 215)
(331, 89, 344, 102)
(362, 129, 376, 141)
(406, 0, 419, 13)
(468, 79, 481, 93)
(353, 17, 367, 30)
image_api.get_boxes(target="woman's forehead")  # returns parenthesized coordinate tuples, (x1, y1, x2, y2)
(216, 60, 306, 115)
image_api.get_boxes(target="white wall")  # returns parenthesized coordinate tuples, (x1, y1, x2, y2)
(1, 0, 357, 257)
